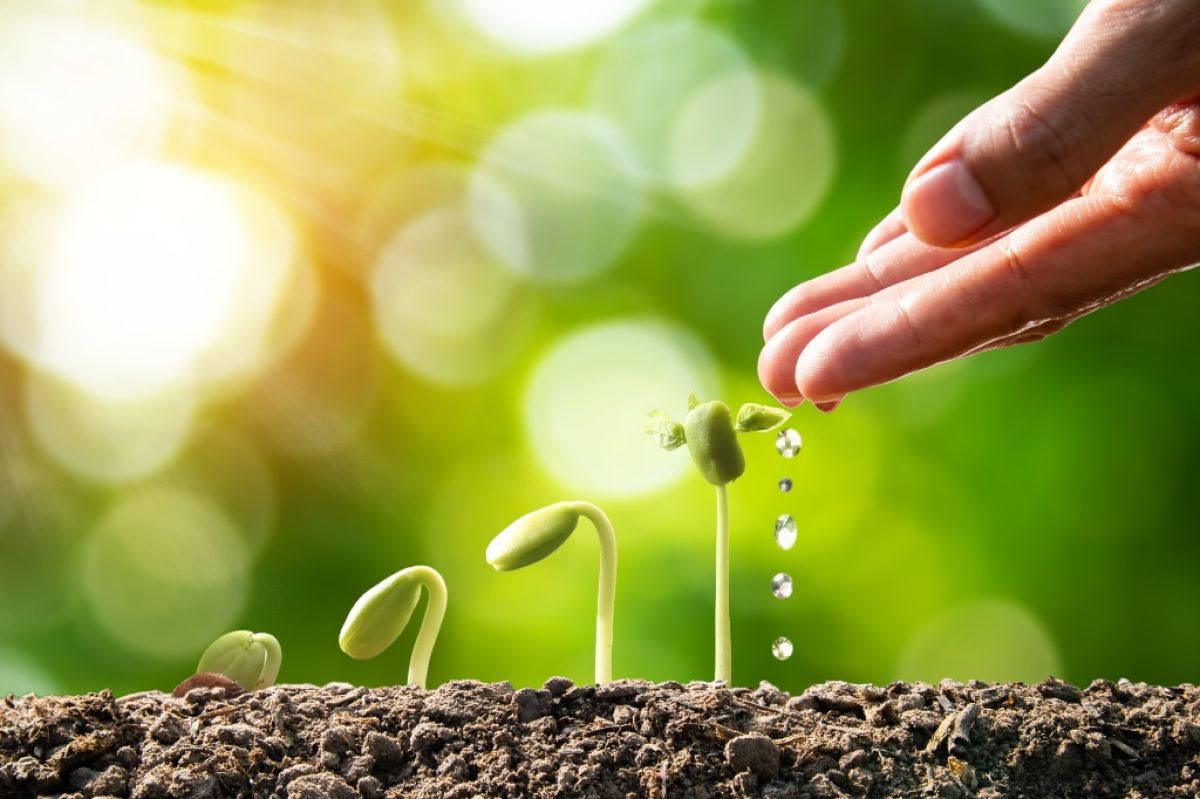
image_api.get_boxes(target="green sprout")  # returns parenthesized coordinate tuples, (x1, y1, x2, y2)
(196, 630, 282, 691)
(647, 395, 790, 684)
(487, 501, 617, 685)
(339, 565, 447, 689)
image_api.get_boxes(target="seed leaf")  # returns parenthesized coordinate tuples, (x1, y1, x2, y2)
(687, 393, 701, 411)
(735, 403, 791, 433)
(645, 410, 686, 451)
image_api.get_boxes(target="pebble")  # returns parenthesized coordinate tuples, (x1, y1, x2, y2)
(514, 688, 553, 722)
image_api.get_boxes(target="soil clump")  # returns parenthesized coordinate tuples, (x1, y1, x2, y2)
(2, 677, 1199, 798)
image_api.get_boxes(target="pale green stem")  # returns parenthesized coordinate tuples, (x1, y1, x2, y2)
(406, 566, 448, 689)
(569, 501, 617, 685)
(714, 483, 731, 684)
(254, 633, 283, 690)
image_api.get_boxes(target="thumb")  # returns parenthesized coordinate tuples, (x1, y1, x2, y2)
(901, 0, 1200, 247)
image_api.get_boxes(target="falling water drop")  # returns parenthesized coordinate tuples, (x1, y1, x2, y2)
(775, 428, 802, 458)
(778, 477, 792, 493)
(771, 572, 793, 599)
(774, 514, 797, 550)
(771, 636, 793, 661)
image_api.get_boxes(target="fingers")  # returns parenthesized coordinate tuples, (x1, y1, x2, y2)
(792, 153, 1200, 401)
(856, 208, 906, 261)
(901, 0, 1200, 247)
(759, 297, 867, 405)
(763, 231, 992, 342)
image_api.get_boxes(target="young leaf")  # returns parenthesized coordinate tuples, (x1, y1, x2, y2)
(687, 393, 701, 410)
(735, 403, 792, 433)
(486, 502, 580, 571)
(644, 410, 686, 451)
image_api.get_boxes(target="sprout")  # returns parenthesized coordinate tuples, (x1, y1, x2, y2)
(196, 630, 282, 691)
(647, 397, 791, 684)
(487, 501, 617, 685)
(339, 565, 447, 689)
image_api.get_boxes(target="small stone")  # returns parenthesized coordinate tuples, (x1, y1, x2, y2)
(725, 733, 780, 779)
(356, 775, 384, 799)
(514, 688, 553, 722)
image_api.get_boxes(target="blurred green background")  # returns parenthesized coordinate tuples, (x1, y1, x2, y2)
(1, 0, 1197, 698)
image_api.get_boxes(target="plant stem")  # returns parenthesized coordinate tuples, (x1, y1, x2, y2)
(571, 501, 617, 685)
(406, 566, 448, 689)
(253, 633, 283, 690)
(714, 482, 731, 684)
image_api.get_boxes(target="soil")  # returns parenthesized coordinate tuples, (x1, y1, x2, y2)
(2, 677, 1199, 799)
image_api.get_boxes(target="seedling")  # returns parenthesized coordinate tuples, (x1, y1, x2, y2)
(339, 565, 447, 689)
(487, 501, 617, 685)
(195, 630, 282, 691)
(647, 395, 790, 683)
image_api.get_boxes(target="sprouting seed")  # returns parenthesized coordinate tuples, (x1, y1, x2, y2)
(196, 630, 282, 692)
(339, 565, 447, 690)
(646, 396, 791, 684)
(487, 501, 617, 685)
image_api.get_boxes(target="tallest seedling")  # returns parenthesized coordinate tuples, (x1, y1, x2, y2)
(647, 396, 790, 683)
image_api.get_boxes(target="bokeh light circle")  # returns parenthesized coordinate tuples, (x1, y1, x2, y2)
(26, 374, 196, 485)
(31, 163, 276, 401)
(897, 598, 1062, 684)
(372, 207, 536, 386)
(671, 72, 836, 240)
(456, 0, 651, 54)
(81, 487, 250, 660)
(899, 90, 990, 172)
(589, 20, 760, 186)
(469, 110, 645, 285)
(975, 0, 1087, 40)
(524, 318, 718, 497)
(0, 5, 178, 189)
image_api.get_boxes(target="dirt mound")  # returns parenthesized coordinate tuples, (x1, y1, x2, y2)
(2, 677, 1198, 798)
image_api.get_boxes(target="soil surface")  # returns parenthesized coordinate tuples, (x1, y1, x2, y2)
(2, 677, 1199, 798)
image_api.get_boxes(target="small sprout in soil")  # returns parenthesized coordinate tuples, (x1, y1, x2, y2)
(339, 565, 447, 690)
(647, 397, 791, 684)
(194, 630, 282, 692)
(487, 501, 617, 685)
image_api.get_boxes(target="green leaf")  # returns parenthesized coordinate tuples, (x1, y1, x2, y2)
(687, 393, 701, 411)
(339, 569, 424, 659)
(735, 403, 792, 433)
(645, 410, 686, 450)
(486, 502, 581, 571)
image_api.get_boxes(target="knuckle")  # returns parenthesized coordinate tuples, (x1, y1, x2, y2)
(985, 95, 1087, 199)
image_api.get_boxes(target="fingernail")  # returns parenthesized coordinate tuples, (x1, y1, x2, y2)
(902, 159, 993, 245)
(777, 393, 806, 408)
(815, 398, 843, 413)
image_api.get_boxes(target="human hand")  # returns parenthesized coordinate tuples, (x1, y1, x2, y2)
(759, 0, 1200, 409)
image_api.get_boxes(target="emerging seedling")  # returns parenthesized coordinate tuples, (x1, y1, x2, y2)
(647, 395, 790, 684)
(339, 565, 447, 689)
(195, 630, 282, 691)
(487, 501, 617, 685)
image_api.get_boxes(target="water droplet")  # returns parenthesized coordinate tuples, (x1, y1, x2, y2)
(778, 477, 792, 493)
(774, 514, 797, 550)
(771, 573, 793, 599)
(772, 636, 793, 661)
(775, 428, 802, 458)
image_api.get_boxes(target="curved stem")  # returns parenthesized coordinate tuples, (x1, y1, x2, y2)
(715, 483, 731, 684)
(253, 633, 283, 690)
(571, 501, 617, 685)
(406, 566, 448, 689)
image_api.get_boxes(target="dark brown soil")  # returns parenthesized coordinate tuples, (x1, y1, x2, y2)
(2, 677, 1199, 798)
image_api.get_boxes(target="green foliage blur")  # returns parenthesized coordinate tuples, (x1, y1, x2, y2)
(0, 0, 1197, 698)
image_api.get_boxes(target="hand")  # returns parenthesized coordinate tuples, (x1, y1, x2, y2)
(759, 0, 1200, 409)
